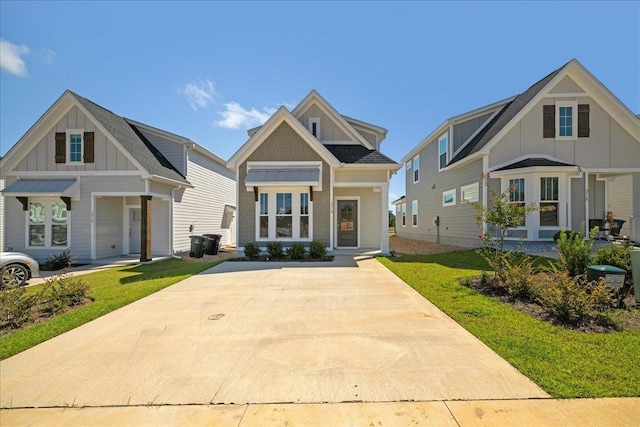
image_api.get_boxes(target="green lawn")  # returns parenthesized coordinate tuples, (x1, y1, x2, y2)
(379, 251, 640, 398)
(1, 259, 220, 359)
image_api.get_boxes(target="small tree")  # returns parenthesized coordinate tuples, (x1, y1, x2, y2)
(388, 210, 396, 228)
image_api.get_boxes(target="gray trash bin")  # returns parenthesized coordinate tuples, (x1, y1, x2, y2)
(189, 235, 205, 258)
(203, 234, 222, 255)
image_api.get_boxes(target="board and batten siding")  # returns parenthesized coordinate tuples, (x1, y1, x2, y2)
(13, 106, 138, 173)
(334, 187, 381, 248)
(137, 129, 186, 176)
(173, 150, 236, 252)
(399, 134, 483, 247)
(489, 77, 640, 170)
(297, 105, 351, 142)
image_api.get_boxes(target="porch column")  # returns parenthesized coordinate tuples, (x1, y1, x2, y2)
(380, 182, 390, 254)
(631, 173, 640, 242)
(140, 195, 152, 262)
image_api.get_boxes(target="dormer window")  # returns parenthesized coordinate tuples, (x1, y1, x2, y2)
(308, 117, 320, 138)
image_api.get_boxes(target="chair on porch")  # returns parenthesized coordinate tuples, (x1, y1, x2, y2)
(588, 219, 608, 240)
(609, 219, 626, 237)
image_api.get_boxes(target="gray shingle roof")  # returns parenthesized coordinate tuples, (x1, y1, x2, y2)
(449, 61, 570, 165)
(324, 145, 398, 164)
(495, 157, 575, 171)
(71, 92, 190, 185)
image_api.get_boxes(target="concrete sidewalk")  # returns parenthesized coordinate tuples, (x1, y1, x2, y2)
(2, 399, 638, 426)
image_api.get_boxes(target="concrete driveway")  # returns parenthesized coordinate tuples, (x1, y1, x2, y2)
(1, 256, 547, 409)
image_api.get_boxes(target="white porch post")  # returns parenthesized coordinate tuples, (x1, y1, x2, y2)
(381, 182, 389, 254)
(630, 173, 640, 242)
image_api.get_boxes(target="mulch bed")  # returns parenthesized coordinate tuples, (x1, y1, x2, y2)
(389, 235, 469, 255)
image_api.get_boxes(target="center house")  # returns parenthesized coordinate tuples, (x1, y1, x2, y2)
(226, 90, 400, 255)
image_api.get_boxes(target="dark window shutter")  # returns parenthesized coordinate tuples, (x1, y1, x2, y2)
(55, 132, 66, 163)
(83, 131, 95, 163)
(578, 104, 590, 137)
(543, 105, 555, 138)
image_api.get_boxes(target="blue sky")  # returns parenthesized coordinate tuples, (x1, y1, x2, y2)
(1, 1, 639, 207)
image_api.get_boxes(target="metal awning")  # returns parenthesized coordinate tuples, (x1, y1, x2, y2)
(245, 168, 320, 186)
(1, 179, 79, 198)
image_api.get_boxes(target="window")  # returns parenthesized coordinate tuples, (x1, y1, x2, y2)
(257, 189, 311, 240)
(544, 102, 588, 139)
(461, 183, 479, 203)
(276, 193, 293, 238)
(412, 200, 418, 226)
(540, 177, 559, 226)
(66, 129, 84, 164)
(406, 161, 411, 170)
(443, 189, 456, 206)
(401, 203, 406, 227)
(259, 193, 269, 238)
(438, 134, 448, 170)
(300, 193, 309, 238)
(28, 199, 69, 248)
(308, 117, 320, 138)
(508, 177, 526, 225)
(413, 155, 419, 183)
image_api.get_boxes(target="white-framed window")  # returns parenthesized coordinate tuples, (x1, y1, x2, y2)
(66, 129, 84, 164)
(401, 203, 406, 227)
(412, 200, 418, 226)
(256, 188, 312, 241)
(540, 177, 559, 226)
(556, 101, 577, 139)
(442, 189, 456, 206)
(438, 133, 448, 170)
(413, 155, 419, 183)
(508, 177, 526, 225)
(308, 117, 320, 138)
(27, 198, 70, 248)
(406, 161, 411, 170)
(461, 183, 479, 203)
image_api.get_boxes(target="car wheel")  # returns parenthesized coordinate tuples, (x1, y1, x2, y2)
(2, 264, 29, 287)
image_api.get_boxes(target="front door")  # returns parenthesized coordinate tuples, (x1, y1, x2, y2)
(129, 208, 141, 254)
(337, 200, 358, 247)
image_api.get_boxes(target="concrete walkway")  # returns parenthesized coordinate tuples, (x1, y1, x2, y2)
(2, 256, 637, 425)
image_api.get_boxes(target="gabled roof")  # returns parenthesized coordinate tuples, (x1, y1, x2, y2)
(446, 59, 640, 168)
(494, 157, 574, 171)
(291, 90, 377, 149)
(449, 63, 566, 165)
(71, 92, 190, 185)
(324, 145, 397, 165)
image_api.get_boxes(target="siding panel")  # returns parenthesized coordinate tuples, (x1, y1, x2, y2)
(95, 197, 123, 258)
(334, 188, 381, 248)
(138, 129, 186, 176)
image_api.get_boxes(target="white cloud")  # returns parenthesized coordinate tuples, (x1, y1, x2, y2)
(0, 38, 30, 77)
(180, 79, 216, 111)
(215, 102, 276, 129)
(40, 49, 56, 65)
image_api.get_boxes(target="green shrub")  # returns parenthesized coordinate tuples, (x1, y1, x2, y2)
(309, 241, 326, 259)
(243, 242, 260, 259)
(40, 273, 90, 316)
(592, 244, 632, 282)
(41, 248, 74, 271)
(553, 229, 581, 242)
(497, 252, 540, 302)
(556, 223, 596, 278)
(537, 271, 594, 325)
(287, 243, 307, 260)
(266, 242, 284, 259)
(0, 283, 36, 329)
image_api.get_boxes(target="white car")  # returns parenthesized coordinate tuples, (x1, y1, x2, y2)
(1, 252, 40, 287)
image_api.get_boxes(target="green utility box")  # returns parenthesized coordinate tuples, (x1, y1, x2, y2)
(587, 265, 626, 288)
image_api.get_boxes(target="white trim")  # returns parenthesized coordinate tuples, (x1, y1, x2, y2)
(6, 170, 143, 177)
(555, 100, 578, 140)
(438, 133, 448, 171)
(321, 140, 361, 145)
(442, 189, 456, 207)
(334, 196, 361, 248)
(330, 167, 335, 249)
(24, 197, 71, 250)
(490, 166, 579, 178)
(461, 182, 480, 203)
(380, 180, 389, 253)
(401, 202, 407, 227)
(254, 188, 313, 242)
(66, 129, 85, 165)
(411, 199, 418, 227)
(482, 155, 489, 233)
(543, 92, 588, 98)
(413, 154, 420, 183)
(333, 181, 387, 188)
